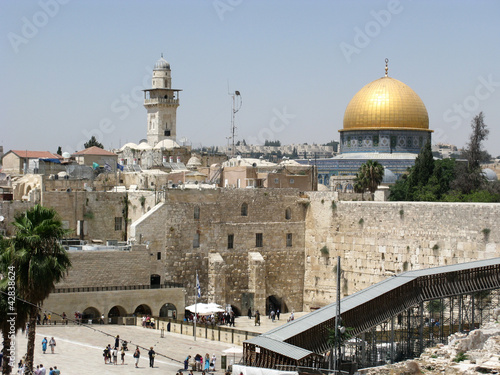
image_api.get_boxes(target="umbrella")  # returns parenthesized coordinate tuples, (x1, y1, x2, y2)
(185, 303, 225, 315)
(223, 346, 243, 364)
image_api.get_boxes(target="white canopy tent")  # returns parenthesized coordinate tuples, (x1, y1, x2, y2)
(185, 303, 225, 315)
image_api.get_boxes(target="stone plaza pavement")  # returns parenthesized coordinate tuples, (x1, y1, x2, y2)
(12, 312, 306, 374)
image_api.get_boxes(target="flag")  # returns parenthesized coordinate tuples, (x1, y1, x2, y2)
(104, 162, 111, 172)
(117, 163, 124, 171)
(196, 272, 201, 299)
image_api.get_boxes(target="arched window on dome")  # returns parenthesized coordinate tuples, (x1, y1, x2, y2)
(241, 203, 248, 216)
(285, 207, 291, 220)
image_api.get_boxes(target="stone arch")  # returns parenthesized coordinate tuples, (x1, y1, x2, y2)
(345, 183, 354, 193)
(230, 305, 241, 317)
(82, 306, 100, 323)
(134, 304, 152, 316)
(241, 202, 248, 216)
(108, 305, 127, 324)
(159, 303, 177, 319)
(285, 207, 291, 220)
(335, 184, 343, 192)
(266, 295, 284, 315)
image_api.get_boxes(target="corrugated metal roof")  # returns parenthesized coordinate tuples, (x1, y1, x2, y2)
(255, 257, 500, 344)
(246, 336, 315, 361)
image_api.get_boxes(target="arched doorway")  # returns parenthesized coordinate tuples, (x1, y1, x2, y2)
(266, 295, 285, 315)
(134, 304, 152, 316)
(159, 303, 177, 319)
(108, 305, 127, 324)
(82, 307, 100, 324)
(230, 305, 241, 317)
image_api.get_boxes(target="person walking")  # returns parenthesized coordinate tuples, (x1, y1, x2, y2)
(49, 337, 56, 354)
(41, 337, 48, 354)
(211, 354, 217, 370)
(112, 346, 118, 365)
(121, 346, 126, 365)
(204, 353, 210, 371)
(133, 347, 140, 368)
(52, 366, 60, 375)
(148, 347, 156, 368)
(255, 310, 260, 326)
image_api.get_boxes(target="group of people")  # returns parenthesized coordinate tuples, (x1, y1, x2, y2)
(102, 335, 126, 366)
(184, 353, 217, 372)
(41, 337, 56, 354)
(16, 359, 60, 374)
(141, 315, 156, 329)
(130, 346, 157, 368)
(185, 311, 235, 327)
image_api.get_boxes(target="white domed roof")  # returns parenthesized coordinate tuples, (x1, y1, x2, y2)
(154, 56, 170, 70)
(482, 168, 498, 181)
(153, 139, 180, 150)
(135, 142, 153, 151)
(187, 155, 202, 169)
(382, 168, 397, 184)
(119, 142, 138, 151)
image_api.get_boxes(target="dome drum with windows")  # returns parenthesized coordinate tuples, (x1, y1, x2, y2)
(339, 59, 432, 154)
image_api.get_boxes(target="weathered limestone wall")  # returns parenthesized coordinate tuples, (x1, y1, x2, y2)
(41, 191, 127, 241)
(42, 288, 185, 320)
(0, 200, 35, 235)
(56, 246, 152, 288)
(304, 192, 500, 310)
(132, 188, 306, 314)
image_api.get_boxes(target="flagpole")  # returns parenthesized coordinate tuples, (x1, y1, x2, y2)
(194, 271, 198, 341)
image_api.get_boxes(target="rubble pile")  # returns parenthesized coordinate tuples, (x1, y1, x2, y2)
(360, 321, 500, 374)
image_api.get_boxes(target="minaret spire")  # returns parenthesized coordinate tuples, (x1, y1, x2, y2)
(385, 58, 389, 77)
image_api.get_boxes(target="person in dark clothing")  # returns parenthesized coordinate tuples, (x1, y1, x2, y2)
(148, 347, 156, 368)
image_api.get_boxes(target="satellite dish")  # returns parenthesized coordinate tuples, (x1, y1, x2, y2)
(62, 152, 71, 158)
(0, 216, 4, 222)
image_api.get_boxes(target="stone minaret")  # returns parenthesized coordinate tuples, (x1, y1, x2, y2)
(144, 54, 182, 146)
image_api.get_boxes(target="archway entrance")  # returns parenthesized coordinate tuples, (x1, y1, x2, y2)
(159, 303, 177, 319)
(266, 295, 285, 316)
(134, 304, 152, 316)
(108, 305, 127, 324)
(82, 307, 100, 324)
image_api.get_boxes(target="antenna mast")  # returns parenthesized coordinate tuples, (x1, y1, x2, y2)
(228, 89, 242, 158)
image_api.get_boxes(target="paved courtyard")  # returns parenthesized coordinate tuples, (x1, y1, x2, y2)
(10, 312, 306, 374)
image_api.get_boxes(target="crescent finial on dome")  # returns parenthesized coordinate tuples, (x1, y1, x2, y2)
(385, 58, 389, 77)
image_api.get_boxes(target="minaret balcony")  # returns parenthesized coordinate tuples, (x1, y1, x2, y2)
(144, 98, 179, 106)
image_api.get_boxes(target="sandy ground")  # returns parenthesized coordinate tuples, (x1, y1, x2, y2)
(8, 312, 306, 374)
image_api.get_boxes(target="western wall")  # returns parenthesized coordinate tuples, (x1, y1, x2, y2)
(304, 191, 500, 310)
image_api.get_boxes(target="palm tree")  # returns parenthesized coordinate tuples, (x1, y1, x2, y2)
(8, 205, 71, 373)
(354, 160, 385, 199)
(0, 235, 30, 375)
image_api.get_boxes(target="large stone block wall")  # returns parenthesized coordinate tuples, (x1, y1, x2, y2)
(132, 188, 306, 314)
(304, 192, 500, 310)
(42, 191, 127, 241)
(56, 246, 152, 288)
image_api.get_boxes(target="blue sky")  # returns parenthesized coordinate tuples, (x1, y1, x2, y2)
(2, 0, 500, 156)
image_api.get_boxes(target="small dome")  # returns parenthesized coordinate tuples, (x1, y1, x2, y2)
(382, 168, 397, 184)
(186, 155, 202, 169)
(154, 56, 170, 70)
(482, 168, 498, 182)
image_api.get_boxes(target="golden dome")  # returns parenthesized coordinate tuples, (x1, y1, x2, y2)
(342, 76, 429, 131)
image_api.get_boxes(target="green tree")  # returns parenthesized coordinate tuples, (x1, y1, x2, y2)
(84, 135, 104, 149)
(452, 113, 489, 194)
(56, 146, 62, 156)
(354, 160, 385, 198)
(7, 205, 71, 373)
(0, 236, 30, 375)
